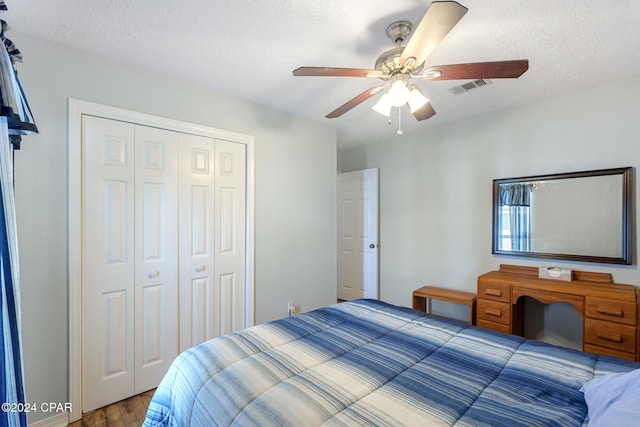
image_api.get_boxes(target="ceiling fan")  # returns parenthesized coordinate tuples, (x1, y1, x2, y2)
(292, 1, 529, 122)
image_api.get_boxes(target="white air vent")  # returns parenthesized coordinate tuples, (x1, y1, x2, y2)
(448, 79, 492, 95)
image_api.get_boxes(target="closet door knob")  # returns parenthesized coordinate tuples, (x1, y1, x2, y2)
(148, 270, 160, 279)
(196, 265, 206, 273)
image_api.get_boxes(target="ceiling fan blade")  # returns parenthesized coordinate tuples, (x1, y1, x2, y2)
(412, 101, 436, 121)
(326, 87, 385, 118)
(400, 1, 468, 69)
(293, 67, 383, 78)
(423, 60, 529, 80)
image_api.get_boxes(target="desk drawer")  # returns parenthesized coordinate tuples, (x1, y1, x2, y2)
(584, 319, 636, 354)
(586, 297, 637, 325)
(477, 318, 511, 335)
(477, 280, 510, 302)
(477, 298, 511, 325)
(583, 344, 637, 362)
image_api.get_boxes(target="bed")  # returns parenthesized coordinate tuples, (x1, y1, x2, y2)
(143, 299, 640, 426)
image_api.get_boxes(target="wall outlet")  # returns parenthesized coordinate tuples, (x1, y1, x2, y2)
(287, 301, 295, 316)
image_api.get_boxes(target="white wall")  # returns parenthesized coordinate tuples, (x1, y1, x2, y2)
(340, 75, 640, 347)
(12, 32, 337, 423)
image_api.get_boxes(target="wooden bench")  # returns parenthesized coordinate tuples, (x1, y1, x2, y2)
(413, 285, 477, 325)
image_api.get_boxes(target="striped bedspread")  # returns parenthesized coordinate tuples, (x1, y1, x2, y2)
(143, 299, 639, 426)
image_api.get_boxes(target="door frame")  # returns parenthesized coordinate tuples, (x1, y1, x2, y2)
(67, 98, 255, 422)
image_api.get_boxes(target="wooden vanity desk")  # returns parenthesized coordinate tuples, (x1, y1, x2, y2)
(477, 264, 640, 362)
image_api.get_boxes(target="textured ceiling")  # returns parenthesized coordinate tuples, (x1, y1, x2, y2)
(6, 0, 640, 149)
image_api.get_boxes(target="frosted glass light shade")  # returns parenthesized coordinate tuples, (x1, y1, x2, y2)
(408, 88, 429, 113)
(387, 80, 410, 107)
(372, 93, 392, 117)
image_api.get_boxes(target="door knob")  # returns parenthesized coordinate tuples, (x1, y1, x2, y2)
(148, 270, 160, 279)
(369, 243, 376, 249)
(196, 265, 206, 273)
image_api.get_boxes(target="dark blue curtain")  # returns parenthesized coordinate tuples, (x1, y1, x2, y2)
(499, 184, 531, 251)
(0, 169, 25, 427)
(499, 183, 530, 207)
(509, 205, 530, 251)
(0, 2, 37, 426)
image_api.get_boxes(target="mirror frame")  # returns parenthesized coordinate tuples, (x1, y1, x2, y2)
(492, 167, 633, 265)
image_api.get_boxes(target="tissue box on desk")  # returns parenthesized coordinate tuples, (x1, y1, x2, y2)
(538, 267, 572, 281)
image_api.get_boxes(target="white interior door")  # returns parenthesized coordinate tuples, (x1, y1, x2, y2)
(215, 139, 246, 334)
(337, 168, 379, 301)
(82, 116, 136, 411)
(178, 133, 216, 352)
(82, 117, 179, 410)
(133, 125, 179, 394)
(177, 137, 247, 348)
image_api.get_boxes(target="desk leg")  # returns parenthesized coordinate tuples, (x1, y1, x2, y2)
(512, 298, 525, 336)
(470, 301, 477, 326)
(412, 295, 426, 312)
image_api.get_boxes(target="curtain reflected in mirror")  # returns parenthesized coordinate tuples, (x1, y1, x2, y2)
(492, 167, 633, 265)
(498, 183, 531, 252)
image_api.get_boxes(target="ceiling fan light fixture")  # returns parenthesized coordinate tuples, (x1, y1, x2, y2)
(408, 88, 429, 113)
(372, 93, 392, 117)
(292, 2, 529, 126)
(387, 80, 411, 107)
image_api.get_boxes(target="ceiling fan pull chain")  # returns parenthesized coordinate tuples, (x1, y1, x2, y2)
(397, 107, 403, 136)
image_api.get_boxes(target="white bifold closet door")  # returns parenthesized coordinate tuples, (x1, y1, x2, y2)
(81, 115, 246, 412)
(133, 125, 179, 394)
(82, 116, 178, 411)
(178, 134, 246, 352)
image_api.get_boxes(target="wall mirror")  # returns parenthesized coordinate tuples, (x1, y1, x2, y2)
(492, 167, 633, 265)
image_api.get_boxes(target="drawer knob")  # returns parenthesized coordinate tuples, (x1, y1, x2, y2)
(596, 331, 623, 343)
(486, 289, 502, 297)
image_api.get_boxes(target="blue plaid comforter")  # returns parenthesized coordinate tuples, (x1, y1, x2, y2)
(143, 299, 639, 426)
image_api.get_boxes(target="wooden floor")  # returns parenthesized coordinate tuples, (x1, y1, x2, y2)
(68, 389, 155, 427)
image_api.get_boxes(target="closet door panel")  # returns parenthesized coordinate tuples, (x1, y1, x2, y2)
(219, 273, 238, 334)
(103, 291, 128, 374)
(104, 181, 129, 263)
(82, 116, 136, 412)
(134, 125, 179, 394)
(178, 133, 216, 351)
(140, 284, 164, 363)
(215, 140, 246, 334)
(191, 277, 213, 345)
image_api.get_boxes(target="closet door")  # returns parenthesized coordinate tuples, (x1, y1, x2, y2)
(82, 117, 179, 410)
(82, 116, 136, 411)
(215, 140, 246, 334)
(178, 133, 216, 351)
(81, 115, 245, 411)
(178, 137, 247, 347)
(133, 125, 179, 393)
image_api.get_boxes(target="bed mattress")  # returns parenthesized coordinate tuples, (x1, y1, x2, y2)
(143, 299, 639, 426)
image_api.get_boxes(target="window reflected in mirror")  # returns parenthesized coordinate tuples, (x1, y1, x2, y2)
(492, 167, 632, 265)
